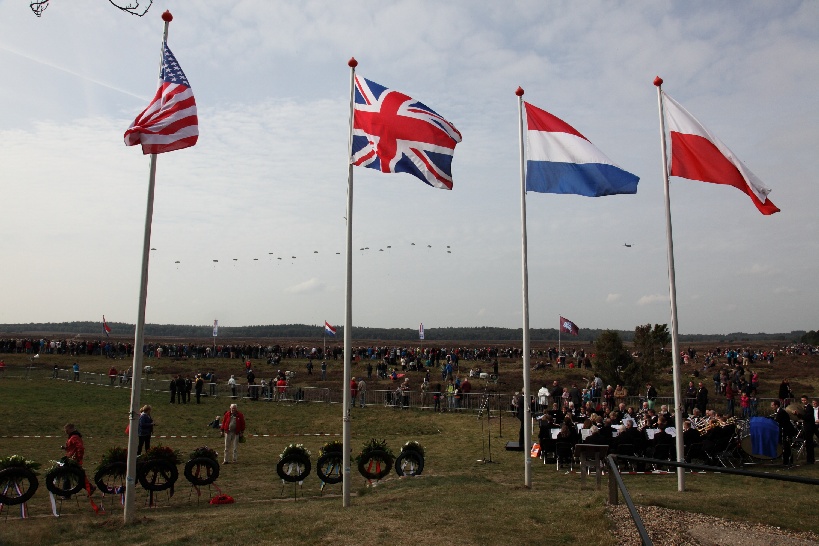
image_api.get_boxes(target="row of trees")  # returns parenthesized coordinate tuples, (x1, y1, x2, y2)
(0, 321, 805, 343)
(801, 330, 819, 345)
(593, 324, 672, 394)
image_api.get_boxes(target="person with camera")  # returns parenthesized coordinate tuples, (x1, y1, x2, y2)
(771, 399, 796, 466)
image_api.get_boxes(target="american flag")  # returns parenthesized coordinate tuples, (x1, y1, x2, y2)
(124, 43, 198, 154)
(351, 76, 461, 190)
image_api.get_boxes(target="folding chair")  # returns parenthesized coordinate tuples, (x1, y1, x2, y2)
(555, 442, 574, 472)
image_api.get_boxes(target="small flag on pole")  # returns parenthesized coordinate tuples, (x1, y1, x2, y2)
(124, 42, 198, 154)
(661, 91, 778, 215)
(559, 316, 579, 336)
(325, 321, 337, 336)
(102, 316, 111, 337)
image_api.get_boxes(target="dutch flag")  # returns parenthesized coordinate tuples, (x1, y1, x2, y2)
(324, 321, 336, 336)
(524, 101, 639, 197)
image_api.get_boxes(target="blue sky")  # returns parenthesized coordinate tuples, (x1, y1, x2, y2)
(1, 1, 817, 335)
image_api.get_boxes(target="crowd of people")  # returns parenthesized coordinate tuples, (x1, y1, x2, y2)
(519, 374, 818, 469)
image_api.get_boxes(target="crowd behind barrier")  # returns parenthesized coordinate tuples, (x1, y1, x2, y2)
(26, 366, 788, 420)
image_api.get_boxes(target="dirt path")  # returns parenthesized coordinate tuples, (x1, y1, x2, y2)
(607, 505, 819, 546)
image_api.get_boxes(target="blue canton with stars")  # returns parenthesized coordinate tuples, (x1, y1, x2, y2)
(160, 44, 190, 87)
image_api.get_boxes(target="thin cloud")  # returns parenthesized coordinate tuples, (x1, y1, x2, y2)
(606, 293, 622, 303)
(637, 294, 668, 306)
(286, 278, 326, 294)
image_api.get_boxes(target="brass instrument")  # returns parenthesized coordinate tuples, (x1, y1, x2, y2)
(696, 419, 715, 435)
(697, 416, 736, 435)
(785, 402, 805, 421)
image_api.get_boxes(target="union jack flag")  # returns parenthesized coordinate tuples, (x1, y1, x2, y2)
(124, 43, 198, 154)
(351, 76, 461, 190)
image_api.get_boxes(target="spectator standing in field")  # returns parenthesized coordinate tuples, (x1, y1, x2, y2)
(696, 382, 709, 414)
(72, 362, 80, 381)
(228, 375, 238, 398)
(778, 379, 793, 407)
(137, 405, 154, 454)
(169, 376, 178, 404)
(220, 403, 246, 464)
(195, 374, 204, 404)
(108, 366, 118, 386)
(645, 383, 658, 411)
(321, 361, 327, 380)
(350, 377, 358, 408)
(358, 377, 367, 408)
(461, 376, 471, 408)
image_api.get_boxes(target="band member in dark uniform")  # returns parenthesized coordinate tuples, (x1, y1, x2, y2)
(802, 395, 816, 465)
(771, 399, 796, 466)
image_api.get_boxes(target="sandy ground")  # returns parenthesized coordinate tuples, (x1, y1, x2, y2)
(608, 504, 819, 546)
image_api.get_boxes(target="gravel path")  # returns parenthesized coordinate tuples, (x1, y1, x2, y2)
(607, 505, 819, 546)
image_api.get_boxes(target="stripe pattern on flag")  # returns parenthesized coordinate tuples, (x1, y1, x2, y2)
(351, 76, 461, 190)
(524, 101, 639, 197)
(662, 91, 778, 215)
(124, 43, 198, 155)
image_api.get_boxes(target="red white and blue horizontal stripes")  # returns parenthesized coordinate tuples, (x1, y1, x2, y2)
(524, 101, 638, 197)
(124, 43, 198, 155)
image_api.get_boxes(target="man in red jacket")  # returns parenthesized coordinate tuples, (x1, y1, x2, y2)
(220, 403, 246, 464)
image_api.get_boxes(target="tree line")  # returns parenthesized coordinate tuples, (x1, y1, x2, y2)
(0, 321, 806, 343)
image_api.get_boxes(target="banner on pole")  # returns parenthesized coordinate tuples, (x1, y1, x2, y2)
(213, 320, 218, 337)
(419, 323, 424, 340)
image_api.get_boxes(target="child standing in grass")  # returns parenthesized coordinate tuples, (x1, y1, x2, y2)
(740, 392, 751, 419)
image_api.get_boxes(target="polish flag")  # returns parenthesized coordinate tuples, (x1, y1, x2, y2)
(662, 91, 779, 215)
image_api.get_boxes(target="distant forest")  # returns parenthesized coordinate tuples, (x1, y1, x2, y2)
(0, 321, 808, 344)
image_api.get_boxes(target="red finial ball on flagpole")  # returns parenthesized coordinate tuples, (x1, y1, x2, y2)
(653, 76, 663, 87)
(162, 10, 173, 22)
(515, 86, 524, 97)
(348, 57, 358, 68)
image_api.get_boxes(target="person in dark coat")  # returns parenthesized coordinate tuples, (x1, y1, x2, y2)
(175, 375, 185, 404)
(771, 399, 796, 466)
(169, 377, 177, 404)
(801, 395, 815, 464)
(696, 382, 709, 413)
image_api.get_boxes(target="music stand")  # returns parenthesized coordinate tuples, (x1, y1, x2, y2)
(478, 392, 498, 464)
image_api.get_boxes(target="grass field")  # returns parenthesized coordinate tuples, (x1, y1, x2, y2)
(0, 346, 818, 545)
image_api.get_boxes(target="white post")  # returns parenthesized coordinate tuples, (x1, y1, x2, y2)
(124, 11, 172, 523)
(516, 87, 532, 487)
(654, 76, 685, 492)
(342, 57, 358, 507)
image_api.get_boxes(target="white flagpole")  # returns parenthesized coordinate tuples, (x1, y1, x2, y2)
(342, 57, 358, 507)
(516, 87, 532, 487)
(654, 76, 685, 492)
(123, 10, 172, 524)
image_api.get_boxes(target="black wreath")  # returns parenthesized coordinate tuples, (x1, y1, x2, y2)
(395, 450, 425, 476)
(45, 464, 86, 498)
(93, 462, 127, 495)
(184, 457, 220, 486)
(137, 459, 178, 492)
(276, 453, 311, 483)
(357, 449, 393, 481)
(316, 452, 343, 484)
(0, 467, 39, 505)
